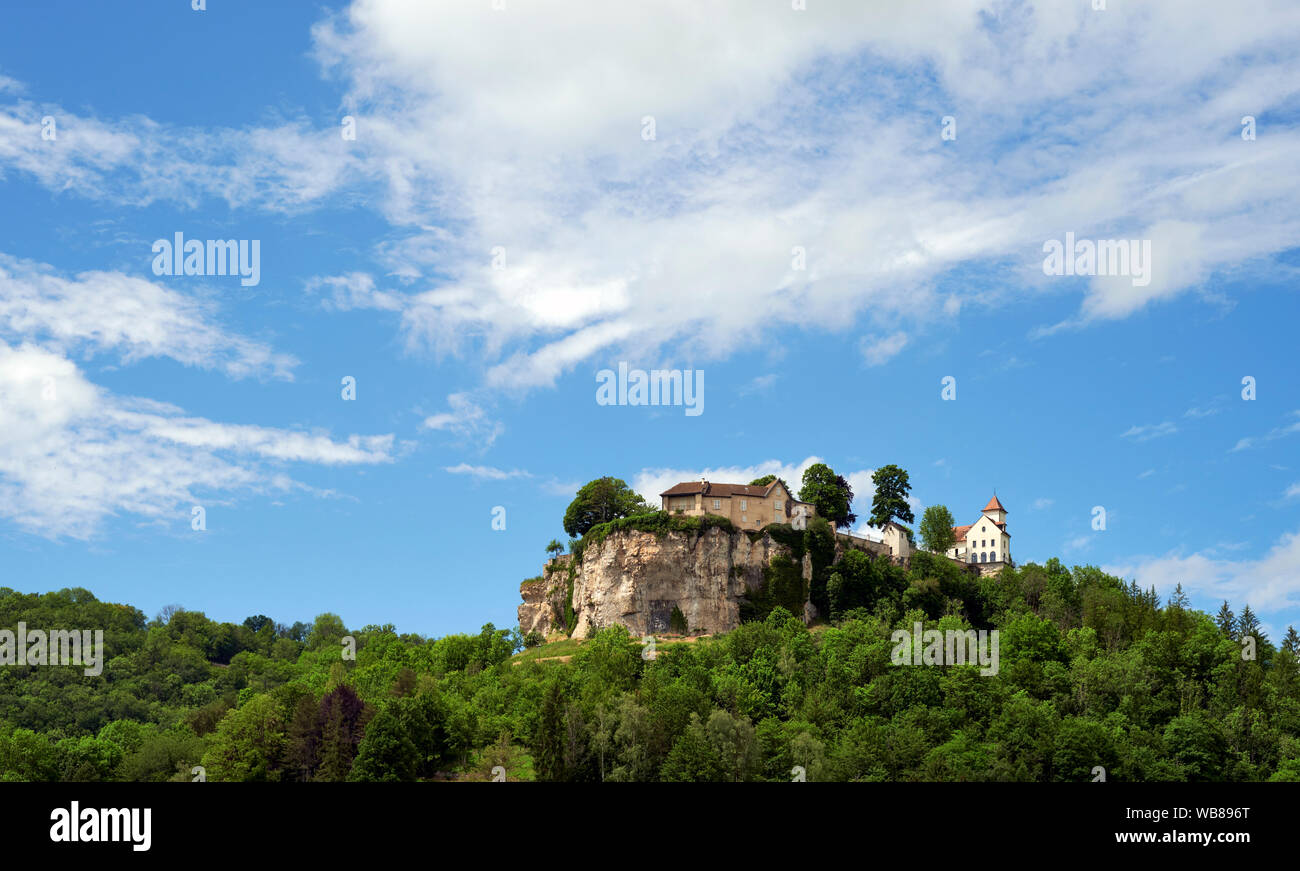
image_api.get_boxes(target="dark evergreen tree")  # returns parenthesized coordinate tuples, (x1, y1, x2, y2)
(1215, 601, 1237, 637)
(534, 681, 566, 782)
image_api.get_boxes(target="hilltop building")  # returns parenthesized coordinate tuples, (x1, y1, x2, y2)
(947, 495, 1012, 574)
(660, 477, 815, 532)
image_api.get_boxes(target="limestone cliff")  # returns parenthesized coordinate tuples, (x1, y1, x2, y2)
(517, 525, 890, 639)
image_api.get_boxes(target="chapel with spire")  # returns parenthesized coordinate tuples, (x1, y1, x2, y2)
(946, 495, 1012, 573)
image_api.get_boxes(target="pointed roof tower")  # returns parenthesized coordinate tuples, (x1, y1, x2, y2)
(981, 494, 1007, 527)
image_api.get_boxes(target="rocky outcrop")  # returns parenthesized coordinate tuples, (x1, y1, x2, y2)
(518, 557, 574, 638)
(517, 526, 890, 639)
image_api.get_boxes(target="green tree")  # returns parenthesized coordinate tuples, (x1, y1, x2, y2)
(1051, 717, 1116, 782)
(797, 463, 856, 529)
(546, 539, 564, 560)
(1215, 601, 1236, 637)
(0, 727, 58, 782)
(243, 614, 273, 633)
(349, 707, 418, 782)
(316, 685, 371, 782)
(1168, 583, 1190, 610)
(534, 681, 566, 782)
(868, 464, 913, 528)
(285, 694, 320, 782)
(306, 613, 348, 651)
(1238, 604, 1262, 642)
(351, 691, 447, 782)
(660, 713, 722, 782)
(918, 505, 957, 554)
(119, 728, 205, 782)
(1163, 713, 1226, 781)
(200, 694, 288, 782)
(562, 477, 650, 537)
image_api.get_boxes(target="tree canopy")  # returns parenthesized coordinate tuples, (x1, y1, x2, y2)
(868, 464, 914, 528)
(562, 477, 651, 538)
(919, 505, 957, 554)
(797, 463, 856, 529)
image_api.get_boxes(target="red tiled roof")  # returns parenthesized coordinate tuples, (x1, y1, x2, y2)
(983, 495, 1006, 512)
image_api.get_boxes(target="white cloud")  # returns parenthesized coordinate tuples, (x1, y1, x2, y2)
(303, 0, 1300, 387)
(1065, 535, 1093, 553)
(1077, 220, 1210, 322)
(739, 373, 778, 396)
(0, 343, 392, 539)
(1121, 421, 1178, 442)
(1104, 528, 1300, 616)
(444, 463, 531, 481)
(1032, 498, 1054, 510)
(3, 2, 1299, 395)
(307, 272, 405, 313)
(861, 332, 910, 367)
(0, 253, 295, 379)
(420, 392, 503, 448)
(1231, 411, 1300, 452)
(0, 98, 355, 210)
(542, 479, 581, 498)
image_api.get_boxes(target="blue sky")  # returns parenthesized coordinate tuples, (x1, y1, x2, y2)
(0, 0, 1297, 641)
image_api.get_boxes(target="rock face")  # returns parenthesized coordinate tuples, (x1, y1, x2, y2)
(517, 526, 892, 639)
(518, 556, 574, 638)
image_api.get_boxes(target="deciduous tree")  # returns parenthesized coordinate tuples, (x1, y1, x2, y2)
(868, 464, 913, 528)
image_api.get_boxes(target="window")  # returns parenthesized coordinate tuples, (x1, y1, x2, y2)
(712, 499, 721, 509)
(740, 499, 747, 510)
(774, 500, 783, 511)
(970, 553, 977, 563)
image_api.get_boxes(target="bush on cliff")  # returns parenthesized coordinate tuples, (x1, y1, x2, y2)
(579, 511, 737, 551)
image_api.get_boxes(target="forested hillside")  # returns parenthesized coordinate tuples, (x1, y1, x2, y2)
(2, 545, 1298, 781)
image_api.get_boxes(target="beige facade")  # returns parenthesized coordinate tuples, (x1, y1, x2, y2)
(879, 522, 914, 563)
(660, 478, 816, 532)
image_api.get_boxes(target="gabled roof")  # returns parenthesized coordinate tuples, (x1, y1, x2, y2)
(982, 495, 1006, 513)
(660, 480, 792, 499)
(953, 522, 1011, 541)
